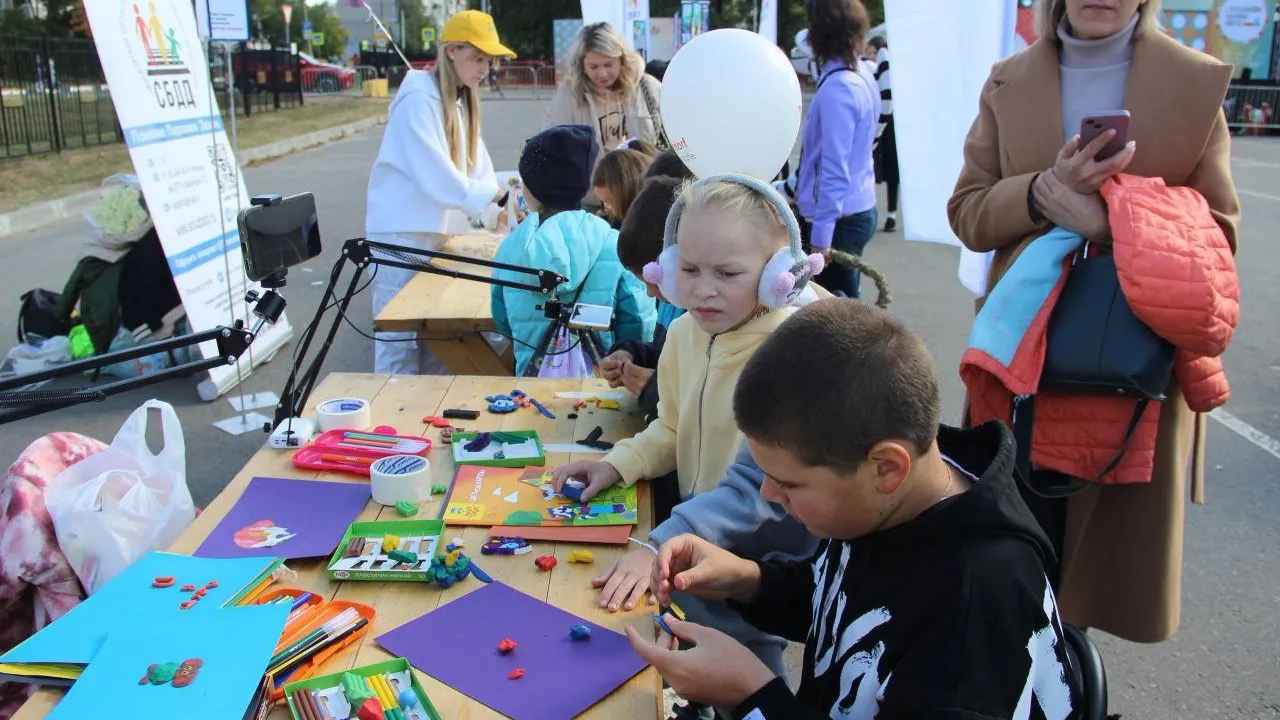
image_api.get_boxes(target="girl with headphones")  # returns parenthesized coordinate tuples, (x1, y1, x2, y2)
(364, 10, 513, 374)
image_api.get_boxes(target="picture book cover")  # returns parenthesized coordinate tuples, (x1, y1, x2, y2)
(0, 553, 279, 679)
(440, 465, 638, 528)
(47, 604, 290, 720)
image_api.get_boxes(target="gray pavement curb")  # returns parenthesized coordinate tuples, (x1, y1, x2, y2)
(0, 115, 387, 240)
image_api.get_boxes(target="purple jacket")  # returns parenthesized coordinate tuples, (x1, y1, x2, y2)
(796, 60, 881, 249)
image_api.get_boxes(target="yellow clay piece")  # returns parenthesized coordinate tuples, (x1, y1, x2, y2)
(567, 550, 594, 564)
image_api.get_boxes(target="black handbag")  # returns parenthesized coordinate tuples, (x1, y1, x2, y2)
(1013, 244, 1176, 497)
(17, 289, 70, 344)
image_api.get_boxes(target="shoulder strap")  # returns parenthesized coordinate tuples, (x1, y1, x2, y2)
(638, 77, 668, 149)
(816, 66, 856, 90)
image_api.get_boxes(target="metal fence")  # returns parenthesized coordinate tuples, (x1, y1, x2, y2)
(3, 35, 303, 159)
(0, 35, 120, 158)
(1224, 83, 1280, 133)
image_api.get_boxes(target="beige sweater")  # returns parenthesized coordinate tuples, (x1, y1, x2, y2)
(542, 74, 663, 153)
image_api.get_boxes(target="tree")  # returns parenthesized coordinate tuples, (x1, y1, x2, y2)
(0, 0, 82, 37)
(250, 0, 349, 58)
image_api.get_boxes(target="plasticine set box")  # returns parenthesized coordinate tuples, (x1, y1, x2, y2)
(283, 657, 441, 720)
(326, 519, 444, 583)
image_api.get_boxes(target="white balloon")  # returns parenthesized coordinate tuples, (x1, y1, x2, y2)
(661, 28, 802, 180)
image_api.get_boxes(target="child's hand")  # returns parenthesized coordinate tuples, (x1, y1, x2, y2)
(619, 360, 654, 397)
(625, 617, 776, 709)
(598, 350, 633, 387)
(550, 461, 624, 503)
(653, 534, 761, 607)
(593, 548, 656, 612)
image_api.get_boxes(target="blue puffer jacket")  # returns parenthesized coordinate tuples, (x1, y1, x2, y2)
(491, 210, 656, 376)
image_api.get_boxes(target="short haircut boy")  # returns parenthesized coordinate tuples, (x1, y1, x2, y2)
(617, 175, 682, 276)
(645, 150, 696, 181)
(734, 298, 941, 471)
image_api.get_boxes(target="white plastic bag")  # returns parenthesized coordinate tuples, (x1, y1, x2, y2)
(46, 399, 195, 594)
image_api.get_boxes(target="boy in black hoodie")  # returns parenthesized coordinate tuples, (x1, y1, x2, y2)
(627, 298, 1080, 720)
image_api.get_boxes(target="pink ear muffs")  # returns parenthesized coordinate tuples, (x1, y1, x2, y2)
(643, 246, 684, 308)
(757, 249, 826, 308)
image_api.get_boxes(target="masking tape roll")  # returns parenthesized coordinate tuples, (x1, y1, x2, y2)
(369, 455, 431, 506)
(315, 397, 371, 432)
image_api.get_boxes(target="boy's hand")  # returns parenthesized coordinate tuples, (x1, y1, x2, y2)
(550, 461, 623, 503)
(593, 548, 656, 612)
(619, 360, 654, 397)
(625, 617, 776, 709)
(653, 534, 761, 607)
(598, 350, 633, 387)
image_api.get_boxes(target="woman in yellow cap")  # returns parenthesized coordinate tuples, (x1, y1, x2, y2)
(364, 9, 515, 375)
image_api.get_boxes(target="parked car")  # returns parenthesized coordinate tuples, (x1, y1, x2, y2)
(298, 51, 357, 92)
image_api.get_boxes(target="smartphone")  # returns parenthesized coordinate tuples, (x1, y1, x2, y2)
(1079, 110, 1131, 161)
(236, 193, 322, 282)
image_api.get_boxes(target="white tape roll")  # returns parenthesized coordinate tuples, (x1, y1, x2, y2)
(369, 454, 431, 506)
(315, 397, 372, 432)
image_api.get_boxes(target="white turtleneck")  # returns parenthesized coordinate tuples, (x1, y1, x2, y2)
(1057, 12, 1138, 144)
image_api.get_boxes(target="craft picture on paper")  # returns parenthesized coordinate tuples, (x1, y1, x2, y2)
(441, 466, 638, 528)
(233, 520, 296, 549)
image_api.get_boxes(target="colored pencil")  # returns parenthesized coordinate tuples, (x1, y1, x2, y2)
(269, 609, 358, 667)
(270, 611, 362, 672)
(289, 592, 314, 612)
(343, 432, 398, 444)
(272, 617, 370, 684)
(320, 453, 376, 466)
(237, 575, 276, 606)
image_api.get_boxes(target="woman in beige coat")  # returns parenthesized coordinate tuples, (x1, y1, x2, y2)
(948, 0, 1239, 644)
(544, 22, 663, 154)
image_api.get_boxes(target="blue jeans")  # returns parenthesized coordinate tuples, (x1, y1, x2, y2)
(812, 208, 877, 299)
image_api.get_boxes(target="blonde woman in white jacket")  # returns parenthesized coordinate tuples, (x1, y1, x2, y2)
(365, 10, 513, 374)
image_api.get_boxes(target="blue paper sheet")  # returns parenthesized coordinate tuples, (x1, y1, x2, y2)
(48, 604, 289, 720)
(0, 552, 277, 667)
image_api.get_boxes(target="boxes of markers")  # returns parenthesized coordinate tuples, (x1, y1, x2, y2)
(252, 588, 377, 701)
(293, 429, 433, 476)
(449, 429, 545, 467)
(284, 657, 441, 720)
(327, 519, 445, 582)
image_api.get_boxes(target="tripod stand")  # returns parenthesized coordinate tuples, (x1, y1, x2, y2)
(522, 300, 611, 378)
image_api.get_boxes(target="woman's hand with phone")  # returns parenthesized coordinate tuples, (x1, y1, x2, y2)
(1052, 132, 1136, 195)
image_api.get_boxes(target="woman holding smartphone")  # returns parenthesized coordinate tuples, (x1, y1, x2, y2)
(365, 10, 513, 375)
(948, 0, 1239, 647)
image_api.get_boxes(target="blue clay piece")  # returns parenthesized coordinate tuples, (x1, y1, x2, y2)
(399, 689, 418, 709)
(569, 624, 592, 641)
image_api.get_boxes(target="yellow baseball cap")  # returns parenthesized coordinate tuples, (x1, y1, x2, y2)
(440, 10, 516, 59)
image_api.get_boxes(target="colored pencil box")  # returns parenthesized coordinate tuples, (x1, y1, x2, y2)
(254, 588, 376, 701)
(292, 428, 432, 476)
(284, 657, 441, 720)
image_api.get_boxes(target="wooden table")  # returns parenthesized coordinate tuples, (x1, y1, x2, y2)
(373, 234, 512, 377)
(14, 374, 659, 720)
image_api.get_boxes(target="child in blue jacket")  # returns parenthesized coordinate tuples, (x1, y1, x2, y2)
(491, 125, 656, 376)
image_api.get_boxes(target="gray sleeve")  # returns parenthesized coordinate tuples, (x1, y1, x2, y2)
(648, 444, 788, 549)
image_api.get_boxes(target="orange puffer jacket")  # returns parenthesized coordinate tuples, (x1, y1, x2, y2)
(962, 174, 1239, 483)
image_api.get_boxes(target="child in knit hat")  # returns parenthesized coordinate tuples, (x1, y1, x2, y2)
(491, 124, 656, 376)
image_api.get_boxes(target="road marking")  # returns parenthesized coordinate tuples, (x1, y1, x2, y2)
(1236, 188, 1280, 203)
(1210, 409, 1280, 463)
(1231, 157, 1280, 170)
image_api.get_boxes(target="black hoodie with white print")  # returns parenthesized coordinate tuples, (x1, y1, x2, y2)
(730, 422, 1080, 720)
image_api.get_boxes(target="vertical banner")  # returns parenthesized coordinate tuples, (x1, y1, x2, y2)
(1165, 0, 1276, 79)
(626, 0, 652, 58)
(759, 0, 777, 44)
(581, 0, 628, 44)
(883, 0, 1016, 295)
(679, 0, 710, 46)
(84, 0, 292, 395)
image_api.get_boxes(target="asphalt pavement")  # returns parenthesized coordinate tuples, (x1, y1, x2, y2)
(1, 96, 1278, 718)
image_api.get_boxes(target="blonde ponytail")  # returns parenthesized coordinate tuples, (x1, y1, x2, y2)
(436, 43, 482, 171)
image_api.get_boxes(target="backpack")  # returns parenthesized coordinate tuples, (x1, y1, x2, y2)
(17, 289, 70, 343)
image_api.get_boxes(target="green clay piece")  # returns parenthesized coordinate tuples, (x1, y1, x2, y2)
(430, 483, 448, 495)
(395, 501, 418, 517)
(341, 671, 375, 704)
(503, 510, 543, 526)
(147, 663, 178, 684)
(387, 549, 418, 565)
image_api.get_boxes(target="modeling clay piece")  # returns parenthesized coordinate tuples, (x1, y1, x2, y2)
(441, 427, 457, 444)
(507, 668, 525, 680)
(179, 600, 195, 610)
(567, 550, 594, 564)
(482, 537, 531, 555)
(180, 584, 196, 592)
(464, 432, 492, 452)
(205, 580, 218, 588)
(139, 662, 177, 685)
(486, 398, 518, 413)
(422, 415, 453, 428)
(497, 638, 518, 653)
(595, 399, 621, 410)
(561, 479, 586, 502)
(342, 671, 375, 704)
(569, 624, 592, 640)
(430, 483, 447, 495)
(356, 697, 385, 720)
(172, 658, 202, 687)
(387, 549, 418, 565)
(394, 501, 418, 517)
(383, 534, 401, 551)
(399, 688, 419, 709)
(534, 555, 557, 571)
(451, 537, 465, 547)
(151, 576, 175, 588)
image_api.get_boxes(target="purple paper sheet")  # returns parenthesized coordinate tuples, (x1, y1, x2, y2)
(376, 582, 650, 719)
(194, 477, 370, 560)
